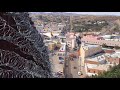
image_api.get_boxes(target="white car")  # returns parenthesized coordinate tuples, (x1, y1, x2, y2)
(78, 71, 82, 76)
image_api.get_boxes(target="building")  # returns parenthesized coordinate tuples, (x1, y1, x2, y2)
(86, 64, 110, 76)
(58, 43, 66, 60)
(85, 53, 109, 76)
(41, 32, 52, 38)
(57, 23, 66, 31)
(82, 32, 101, 35)
(79, 43, 120, 76)
(81, 35, 120, 47)
(103, 48, 115, 54)
(80, 43, 103, 60)
(58, 36, 66, 43)
(47, 42, 56, 51)
(79, 43, 105, 76)
(105, 51, 120, 65)
(66, 32, 76, 49)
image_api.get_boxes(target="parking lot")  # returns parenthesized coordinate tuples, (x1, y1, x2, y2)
(49, 52, 64, 78)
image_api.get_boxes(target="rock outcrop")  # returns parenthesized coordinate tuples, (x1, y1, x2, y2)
(0, 12, 52, 78)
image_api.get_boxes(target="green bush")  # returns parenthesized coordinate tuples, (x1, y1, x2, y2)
(114, 46, 120, 49)
(92, 64, 120, 78)
(102, 43, 108, 48)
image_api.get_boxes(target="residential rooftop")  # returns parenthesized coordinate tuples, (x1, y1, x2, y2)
(86, 53, 106, 62)
(83, 44, 100, 49)
(91, 64, 110, 71)
(105, 52, 120, 58)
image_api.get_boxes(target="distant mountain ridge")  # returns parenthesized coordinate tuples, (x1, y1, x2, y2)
(30, 12, 120, 17)
(31, 12, 79, 16)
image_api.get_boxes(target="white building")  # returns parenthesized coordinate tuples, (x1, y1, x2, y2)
(58, 43, 66, 59)
(66, 32, 76, 49)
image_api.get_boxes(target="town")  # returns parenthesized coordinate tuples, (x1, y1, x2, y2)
(1, 12, 120, 78)
(30, 12, 120, 78)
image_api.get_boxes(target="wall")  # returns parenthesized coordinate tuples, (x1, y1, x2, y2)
(85, 60, 99, 65)
(104, 50, 115, 53)
(87, 68, 104, 75)
(85, 63, 98, 68)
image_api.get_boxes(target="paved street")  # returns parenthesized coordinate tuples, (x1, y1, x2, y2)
(70, 59, 79, 78)
(49, 50, 87, 78)
(49, 52, 64, 77)
(63, 57, 73, 78)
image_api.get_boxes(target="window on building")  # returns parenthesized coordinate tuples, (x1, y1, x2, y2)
(73, 66, 77, 69)
(59, 28, 61, 30)
(88, 70, 90, 72)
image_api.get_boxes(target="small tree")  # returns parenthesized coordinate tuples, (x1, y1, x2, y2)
(61, 38, 64, 43)
(114, 46, 120, 49)
(102, 43, 107, 48)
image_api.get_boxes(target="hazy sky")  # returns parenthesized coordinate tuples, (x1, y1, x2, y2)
(30, 12, 120, 16)
(66, 12, 120, 16)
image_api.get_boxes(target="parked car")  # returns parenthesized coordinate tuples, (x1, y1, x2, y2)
(56, 71, 63, 76)
(73, 47, 77, 51)
(59, 61, 64, 64)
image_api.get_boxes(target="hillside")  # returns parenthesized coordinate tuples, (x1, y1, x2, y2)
(0, 12, 52, 78)
(72, 16, 120, 33)
(30, 13, 120, 34)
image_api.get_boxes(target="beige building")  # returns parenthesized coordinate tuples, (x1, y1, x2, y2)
(79, 43, 104, 76)
(80, 43, 102, 66)
(47, 42, 56, 51)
